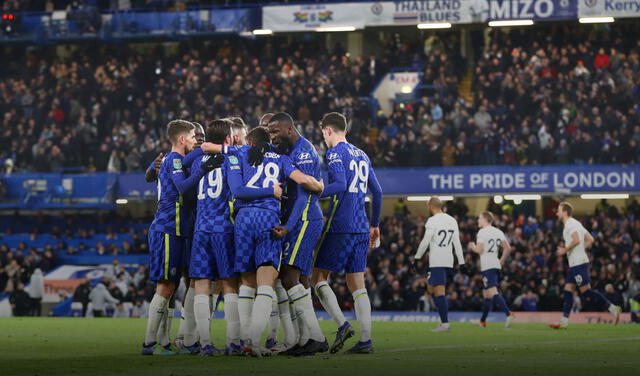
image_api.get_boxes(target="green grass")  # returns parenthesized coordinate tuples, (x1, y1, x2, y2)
(1, 318, 639, 376)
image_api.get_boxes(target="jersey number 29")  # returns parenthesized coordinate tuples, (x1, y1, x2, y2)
(197, 169, 223, 200)
(348, 160, 369, 193)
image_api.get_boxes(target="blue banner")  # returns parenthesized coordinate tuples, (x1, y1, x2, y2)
(0, 173, 116, 209)
(375, 164, 639, 195)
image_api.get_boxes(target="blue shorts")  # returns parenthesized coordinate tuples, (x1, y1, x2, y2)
(314, 233, 369, 274)
(282, 219, 323, 276)
(428, 267, 452, 286)
(148, 231, 184, 282)
(567, 263, 591, 287)
(182, 235, 193, 272)
(481, 269, 500, 289)
(234, 208, 282, 273)
(190, 231, 235, 280)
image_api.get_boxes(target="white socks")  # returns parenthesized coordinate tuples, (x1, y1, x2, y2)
(353, 288, 372, 342)
(275, 282, 297, 347)
(267, 298, 279, 342)
(249, 286, 274, 346)
(194, 294, 211, 346)
(288, 284, 325, 343)
(183, 288, 198, 347)
(224, 293, 241, 346)
(238, 285, 256, 342)
(145, 294, 168, 346)
(315, 281, 346, 326)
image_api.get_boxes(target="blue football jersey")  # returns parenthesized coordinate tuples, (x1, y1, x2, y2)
(150, 152, 190, 236)
(324, 142, 374, 234)
(233, 148, 296, 214)
(282, 137, 323, 223)
(191, 155, 235, 234)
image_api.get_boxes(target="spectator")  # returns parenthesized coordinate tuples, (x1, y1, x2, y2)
(73, 277, 92, 317)
(89, 279, 120, 317)
(26, 268, 44, 316)
(9, 282, 31, 316)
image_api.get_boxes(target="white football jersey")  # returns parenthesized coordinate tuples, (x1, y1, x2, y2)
(563, 217, 590, 267)
(424, 212, 464, 268)
(476, 226, 507, 271)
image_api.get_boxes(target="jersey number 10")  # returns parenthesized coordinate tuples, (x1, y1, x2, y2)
(348, 160, 369, 193)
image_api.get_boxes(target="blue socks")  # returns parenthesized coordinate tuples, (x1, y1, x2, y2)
(583, 289, 612, 310)
(480, 299, 491, 322)
(562, 290, 574, 318)
(434, 295, 448, 324)
(492, 295, 510, 316)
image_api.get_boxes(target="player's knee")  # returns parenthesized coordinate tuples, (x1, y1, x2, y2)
(299, 275, 310, 289)
(279, 266, 300, 290)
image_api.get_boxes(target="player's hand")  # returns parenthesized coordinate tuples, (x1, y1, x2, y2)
(272, 226, 288, 239)
(409, 258, 419, 274)
(273, 183, 283, 200)
(369, 226, 380, 249)
(248, 141, 270, 166)
(153, 152, 163, 174)
(317, 178, 325, 195)
(467, 241, 476, 251)
(458, 264, 470, 276)
(556, 246, 566, 255)
(201, 154, 224, 173)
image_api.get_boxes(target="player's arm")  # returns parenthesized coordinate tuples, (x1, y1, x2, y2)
(321, 153, 347, 197)
(368, 166, 383, 248)
(499, 239, 511, 264)
(200, 143, 244, 156)
(468, 240, 484, 254)
(182, 148, 204, 170)
(145, 153, 163, 182)
(557, 231, 580, 256)
(584, 231, 594, 249)
(414, 222, 436, 261)
(169, 157, 206, 194)
(453, 226, 465, 266)
(281, 155, 323, 193)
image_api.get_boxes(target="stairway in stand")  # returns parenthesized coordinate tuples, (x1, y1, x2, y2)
(458, 68, 474, 106)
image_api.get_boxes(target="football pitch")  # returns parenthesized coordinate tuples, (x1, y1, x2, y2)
(1, 318, 639, 376)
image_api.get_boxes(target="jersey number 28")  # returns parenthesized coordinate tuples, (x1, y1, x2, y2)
(348, 160, 369, 193)
(247, 162, 280, 188)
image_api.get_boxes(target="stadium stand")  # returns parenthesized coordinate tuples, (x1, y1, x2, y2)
(1, 24, 639, 173)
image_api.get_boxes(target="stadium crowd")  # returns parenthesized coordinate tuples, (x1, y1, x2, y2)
(2, 200, 639, 320)
(1, 24, 639, 174)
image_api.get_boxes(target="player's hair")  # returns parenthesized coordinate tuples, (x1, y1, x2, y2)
(269, 112, 294, 128)
(192, 122, 204, 132)
(166, 120, 195, 144)
(481, 211, 494, 224)
(205, 119, 232, 144)
(259, 113, 275, 127)
(228, 116, 247, 133)
(246, 126, 270, 145)
(559, 201, 573, 217)
(428, 197, 443, 209)
(320, 112, 347, 132)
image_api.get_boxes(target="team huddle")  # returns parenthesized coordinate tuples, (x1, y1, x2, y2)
(141, 112, 382, 357)
(140, 112, 622, 358)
